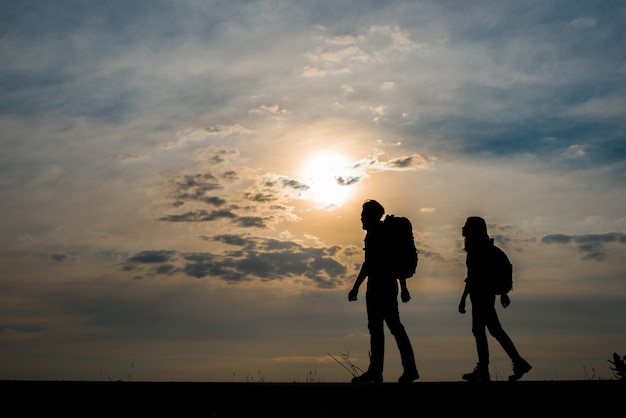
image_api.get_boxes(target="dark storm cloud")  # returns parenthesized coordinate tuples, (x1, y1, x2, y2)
(123, 236, 349, 288)
(542, 232, 626, 261)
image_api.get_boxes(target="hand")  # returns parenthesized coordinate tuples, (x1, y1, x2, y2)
(401, 288, 411, 303)
(500, 293, 510, 308)
(348, 287, 359, 302)
(458, 299, 466, 314)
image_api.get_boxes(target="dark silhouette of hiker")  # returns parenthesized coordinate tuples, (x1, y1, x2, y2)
(458, 216, 532, 382)
(348, 199, 419, 383)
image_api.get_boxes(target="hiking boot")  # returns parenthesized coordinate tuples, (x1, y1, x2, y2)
(509, 359, 532, 381)
(398, 369, 420, 384)
(462, 364, 490, 382)
(351, 371, 383, 383)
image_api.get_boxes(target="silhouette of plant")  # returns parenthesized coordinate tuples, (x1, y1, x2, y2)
(245, 369, 266, 383)
(99, 362, 135, 382)
(583, 365, 597, 380)
(302, 368, 323, 383)
(99, 369, 112, 381)
(608, 352, 626, 380)
(327, 351, 365, 379)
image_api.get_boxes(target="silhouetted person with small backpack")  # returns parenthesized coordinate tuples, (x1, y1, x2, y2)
(348, 199, 420, 384)
(458, 216, 532, 382)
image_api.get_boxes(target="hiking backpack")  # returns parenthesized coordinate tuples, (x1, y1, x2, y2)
(383, 214, 419, 279)
(489, 243, 513, 294)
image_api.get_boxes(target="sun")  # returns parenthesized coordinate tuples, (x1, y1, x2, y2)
(301, 152, 355, 209)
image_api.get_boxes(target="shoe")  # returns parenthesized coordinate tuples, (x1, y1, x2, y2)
(509, 359, 532, 381)
(462, 364, 490, 382)
(351, 371, 383, 383)
(398, 370, 420, 384)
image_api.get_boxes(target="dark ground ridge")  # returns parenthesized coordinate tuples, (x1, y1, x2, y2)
(1, 380, 623, 417)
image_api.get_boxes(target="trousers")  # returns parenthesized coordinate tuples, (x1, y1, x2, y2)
(470, 293, 521, 365)
(365, 279, 417, 375)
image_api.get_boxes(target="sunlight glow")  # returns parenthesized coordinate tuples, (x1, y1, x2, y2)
(301, 152, 355, 209)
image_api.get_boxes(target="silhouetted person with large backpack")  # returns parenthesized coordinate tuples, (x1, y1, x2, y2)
(348, 199, 420, 384)
(458, 216, 532, 382)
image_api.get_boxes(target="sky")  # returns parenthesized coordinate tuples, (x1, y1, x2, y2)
(1, 0, 625, 383)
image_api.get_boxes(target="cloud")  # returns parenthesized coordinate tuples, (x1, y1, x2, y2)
(301, 25, 419, 78)
(50, 253, 67, 262)
(249, 104, 286, 114)
(168, 172, 225, 207)
(336, 176, 360, 186)
(542, 233, 626, 261)
(158, 145, 434, 228)
(261, 175, 310, 193)
(113, 153, 145, 162)
(235, 216, 268, 228)
(160, 124, 254, 148)
(213, 234, 252, 248)
(159, 209, 245, 224)
(127, 250, 177, 264)
(562, 145, 586, 159)
(384, 154, 432, 169)
(352, 152, 434, 174)
(122, 236, 350, 288)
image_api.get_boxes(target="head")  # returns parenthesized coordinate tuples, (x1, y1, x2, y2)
(361, 199, 385, 230)
(462, 216, 489, 251)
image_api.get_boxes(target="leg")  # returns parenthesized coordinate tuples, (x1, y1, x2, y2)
(485, 309, 532, 381)
(385, 309, 417, 373)
(486, 314, 521, 362)
(381, 287, 418, 383)
(471, 305, 490, 366)
(351, 293, 385, 383)
(463, 295, 491, 382)
(366, 294, 385, 376)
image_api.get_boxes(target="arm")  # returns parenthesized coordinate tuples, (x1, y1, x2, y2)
(399, 278, 411, 303)
(458, 282, 469, 314)
(500, 292, 510, 308)
(348, 262, 368, 301)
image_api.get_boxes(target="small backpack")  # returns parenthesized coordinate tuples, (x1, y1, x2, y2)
(488, 243, 513, 294)
(383, 214, 419, 279)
